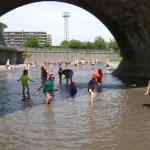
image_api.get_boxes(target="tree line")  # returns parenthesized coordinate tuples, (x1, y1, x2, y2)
(23, 35, 120, 53)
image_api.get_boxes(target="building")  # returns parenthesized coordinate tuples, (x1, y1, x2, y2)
(4, 31, 52, 47)
(0, 22, 7, 45)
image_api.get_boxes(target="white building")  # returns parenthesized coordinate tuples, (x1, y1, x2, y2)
(4, 31, 52, 47)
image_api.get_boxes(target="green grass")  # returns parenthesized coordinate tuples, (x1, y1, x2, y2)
(111, 56, 122, 62)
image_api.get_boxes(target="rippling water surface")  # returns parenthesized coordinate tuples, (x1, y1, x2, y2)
(0, 64, 150, 150)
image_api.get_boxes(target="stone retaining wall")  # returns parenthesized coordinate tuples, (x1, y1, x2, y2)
(24, 51, 118, 64)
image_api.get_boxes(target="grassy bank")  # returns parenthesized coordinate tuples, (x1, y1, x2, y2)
(109, 56, 122, 68)
(111, 56, 122, 62)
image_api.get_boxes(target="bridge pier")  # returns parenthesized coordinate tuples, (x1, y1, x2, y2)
(115, 49, 150, 78)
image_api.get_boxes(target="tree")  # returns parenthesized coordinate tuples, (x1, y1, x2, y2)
(43, 43, 51, 48)
(108, 38, 120, 53)
(60, 40, 70, 48)
(69, 39, 82, 48)
(94, 36, 107, 49)
(24, 35, 39, 48)
(85, 41, 97, 49)
(22, 52, 32, 63)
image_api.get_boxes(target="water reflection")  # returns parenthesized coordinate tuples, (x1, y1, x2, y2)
(0, 65, 150, 150)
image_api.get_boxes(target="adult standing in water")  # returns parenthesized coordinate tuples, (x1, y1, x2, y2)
(61, 69, 73, 85)
(90, 69, 103, 93)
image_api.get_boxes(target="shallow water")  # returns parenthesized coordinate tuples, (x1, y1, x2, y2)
(0, 64, 150, 150)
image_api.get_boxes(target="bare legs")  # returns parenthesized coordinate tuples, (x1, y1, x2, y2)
(89, 89, 95, 106)
(22, 85, 30, 98)
(45, 92, 52, 106)
(66, 77, 72, 86)
(59, 75, 62, 84)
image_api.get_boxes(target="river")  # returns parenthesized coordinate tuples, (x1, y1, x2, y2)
(0, 64, 150, 150)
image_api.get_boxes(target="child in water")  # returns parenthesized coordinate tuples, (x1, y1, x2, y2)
(88, 78, 97, 106)
(145, 80, 150, 95)
(38, 74, 55, 105)
(18, 69, 34, 98)
(56, 64, 63, 84)
(70, 82, 77, 96)
(41, 67, 48, 82)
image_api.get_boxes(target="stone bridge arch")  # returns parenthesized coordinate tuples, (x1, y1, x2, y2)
(0, 0, 150, 78)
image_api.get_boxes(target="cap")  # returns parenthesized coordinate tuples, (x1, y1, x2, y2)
(49, 74, 55, 79)
(98, 69, 102, 75)
(70, 82, 76, 88)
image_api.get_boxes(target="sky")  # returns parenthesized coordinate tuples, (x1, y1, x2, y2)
(0, 1, 114, 46)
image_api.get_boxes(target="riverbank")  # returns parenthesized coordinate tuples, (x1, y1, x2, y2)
(109, 62, 120, 68)
(109, 56, 122, 68)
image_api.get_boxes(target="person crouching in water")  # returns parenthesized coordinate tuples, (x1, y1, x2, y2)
(18, 69, 34, 98)
(88, 77, 97, 106)
(90, 69, 103, 93)
(38, 74, 55, 106)
(62, 69, 73, 86)
(70, 82, 77, 97)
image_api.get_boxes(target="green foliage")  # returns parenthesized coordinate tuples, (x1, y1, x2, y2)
(85, 41, 97, 49)
(20, 33, 120, 52)
(42, 43, 51, 48)
(108, 38, 120, 53)
(22, 52, 32, 59)
(24, 35, 39, 48)
(60, 40, 70, 48)
(94, 36, 107, 49)
(69, 39, 82, 48)
(111, 56, 122, 62)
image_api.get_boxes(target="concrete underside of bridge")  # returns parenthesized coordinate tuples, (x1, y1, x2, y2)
(0, 0, 150, 78)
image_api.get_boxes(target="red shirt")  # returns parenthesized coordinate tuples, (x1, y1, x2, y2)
(90, 71, 103, 83)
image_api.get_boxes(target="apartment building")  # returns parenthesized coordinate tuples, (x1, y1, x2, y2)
(0, 22, 7, 45)
(4, 31, 52, 47)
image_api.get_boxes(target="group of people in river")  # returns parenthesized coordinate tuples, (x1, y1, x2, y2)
(17, 58, 105, 106)
(17, 58, 150, 107)
(39, 64, 77, 105)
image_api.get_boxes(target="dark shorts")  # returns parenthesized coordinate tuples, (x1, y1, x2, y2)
(70, 88, 77, 96)
(67, 70, 73, 79)
(88, 86, 94, 92)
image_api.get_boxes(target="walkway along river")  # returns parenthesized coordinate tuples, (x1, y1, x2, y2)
(0, 64, 150, 150)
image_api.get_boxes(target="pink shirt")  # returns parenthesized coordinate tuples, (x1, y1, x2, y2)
(148, 80, 150, 84)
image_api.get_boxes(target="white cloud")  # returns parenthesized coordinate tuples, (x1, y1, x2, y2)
(0, 1, 114, 45)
